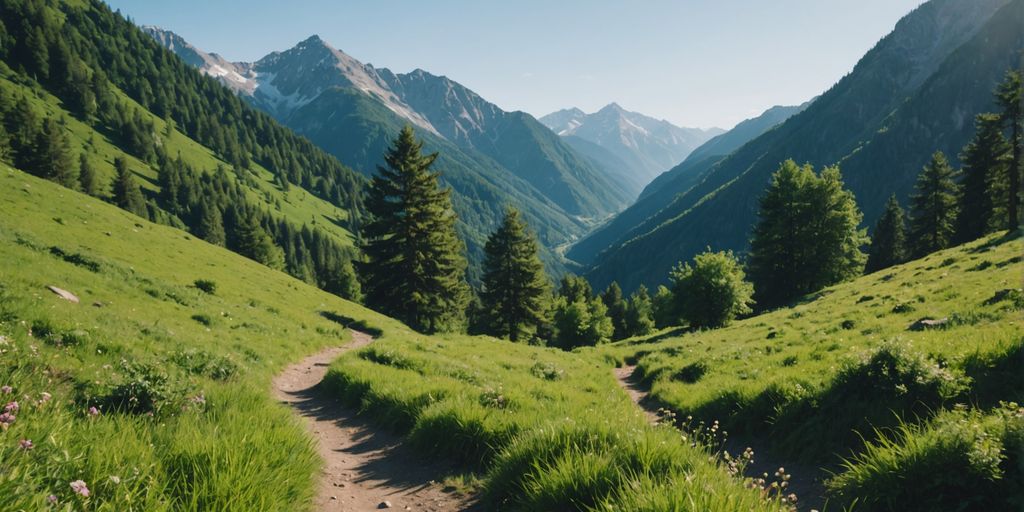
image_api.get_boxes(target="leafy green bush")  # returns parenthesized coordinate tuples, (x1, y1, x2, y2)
(94, 361, 187, 416)
(827, 403, 1024, 511)
(193, 279, 217, 294)
(169, 349, 239, 381)
(530, 361, 564, 381)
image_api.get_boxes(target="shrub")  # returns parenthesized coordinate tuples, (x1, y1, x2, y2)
(530, 361, 564, 381)
(95, 360, 186, 415)
(193, 279, 217, 294)
(169, 349, 239, 381)
(670, 250, 754, 329)
(827, 404, 1024, 510)
(191, 313, 213, 326)
(671, 361, 708, 383)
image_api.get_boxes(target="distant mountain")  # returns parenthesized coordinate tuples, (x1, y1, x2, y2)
(540, 103, 723, 195)
(581, 0, 1020, 293)
(147, 29, 632, 277)
(567, 101, 810, 266)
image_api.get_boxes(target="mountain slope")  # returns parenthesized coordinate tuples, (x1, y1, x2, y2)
(148, 29, 632, 276)
(567, 102, 809, 266)
(540, 103, 723, 193)
(583, 0, 1019, 292)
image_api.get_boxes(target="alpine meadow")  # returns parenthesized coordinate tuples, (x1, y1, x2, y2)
(1, 0, 1021, 511)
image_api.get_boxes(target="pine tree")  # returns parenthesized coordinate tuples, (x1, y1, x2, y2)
(995, 69, 1022, 230)
(866, 194, 908, 273)
(956, 113, 1010, 242)
(31, 117, 75, 188)
(112, 156, 146, 216)
(671, 249, 754, 329)
(624, 284, 655, 338)
(359, 126, 469, 333)
(196, 202, 226, 246)
(747, 160, 867, 308)
(600, 282, 629, 340)
(558, 274, 593, 304)
(78, 152, 99, 196)
(232, 209, 284, 270)
(909, 151, 959, 257)
(479, 207, 550, 342)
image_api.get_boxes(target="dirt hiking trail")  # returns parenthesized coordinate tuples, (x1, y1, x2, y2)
(613, 364, 827, 512)
(273, 330, 474, 511)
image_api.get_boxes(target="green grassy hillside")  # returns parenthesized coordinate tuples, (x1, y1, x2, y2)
(0, 166, 791, 510)
(0, 166, 399, 509)
(597, 231, 1023, 509)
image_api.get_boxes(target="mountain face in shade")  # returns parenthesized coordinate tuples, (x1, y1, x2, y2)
(579, 0, 1019, 293)
(540, 103, 723, 195)
(147, 29, 633, 277)
(566, 101, 811, 267)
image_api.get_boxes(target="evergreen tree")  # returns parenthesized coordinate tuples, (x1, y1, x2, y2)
(78, 152, 99, 196)
(112, 156, 146, 216)
(558, 274, 593, 304)
(652, 285, 676, 329)
(909, 151, 959, 257)
(324, 256, 362, 303)
(956, 113, 1010, 242)
(995, 69, 1022, 230)
(866, 194, 908, 273)
(479, 207, 550, 342)
(196, 202, 226, 246)
(359, 126, 469, 333)
(671, 249, 754, 329)
(747, 160, 867, 308)
(552, 295, 613, 350)
(600, 282, 629, 340)
(232, 208, 284, 270)
(624, 284, 655, 338)
(31, 117, 75, 187)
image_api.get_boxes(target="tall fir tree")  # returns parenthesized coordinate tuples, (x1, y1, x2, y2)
(624, 284, 655, 338)
(112, 156, 145, 216)
(558, 274, 593, 303)
(866, 194, 908, 273)
(78, 152, 99, 196)
(231, 208, 284, 270)
(747, 160, 867, 308)
(600, 282, 629, 341)
(956, 113, 1010, 242)
(651, 285, 676, 329)
(196, 202, 226, 246)
(479, 207, 550, 342)
(359, 126, 469, 333)
(909, 151, 959, 257)
(995, 69, 1022, 230)
(31, 117, 75, 188)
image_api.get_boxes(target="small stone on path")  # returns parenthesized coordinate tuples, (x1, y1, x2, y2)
(379, 500, 392, 509)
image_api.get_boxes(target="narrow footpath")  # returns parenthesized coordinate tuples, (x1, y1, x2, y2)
(273, 330, 473, 511)
(612, 365, 827, 512)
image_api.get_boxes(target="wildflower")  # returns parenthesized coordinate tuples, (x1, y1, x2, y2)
(3, 401, 17, 413)
(109, 475, 121, 485)
(39, 392, 52, 403)
(1, 385, 11, 394)
(0, 412, 15, 429)
(69, 480, 90, 497)
(19, 439, 34, 450)
(46, 495, 58, 505)
(87, 406, 99, 417)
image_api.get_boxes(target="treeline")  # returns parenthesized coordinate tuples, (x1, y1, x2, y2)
(0, 0, 365, 220)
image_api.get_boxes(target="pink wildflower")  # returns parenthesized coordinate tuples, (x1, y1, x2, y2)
(19, 438, 33, 450)
(3, 401, 17, 413)
(0, 412, 15, 428)
(46, 495, 58, 505)
(69, 480, 90, 497)
(39, 392, 52, 403)
(87, 406, 99, 417)
(1, 385, 11, 394)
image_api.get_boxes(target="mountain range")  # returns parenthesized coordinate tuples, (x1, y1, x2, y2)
(540, 104, 722, 196)
(578, 0, 1022, 293)
(145, 28, 634, 277)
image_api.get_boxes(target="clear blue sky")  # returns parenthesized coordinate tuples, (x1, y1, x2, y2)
(106, 0, 925, 129)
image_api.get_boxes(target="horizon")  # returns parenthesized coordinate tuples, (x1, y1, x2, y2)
(104, 0, 925, 130)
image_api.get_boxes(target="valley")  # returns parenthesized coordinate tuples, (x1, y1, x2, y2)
(2, 0, 1022, 510)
